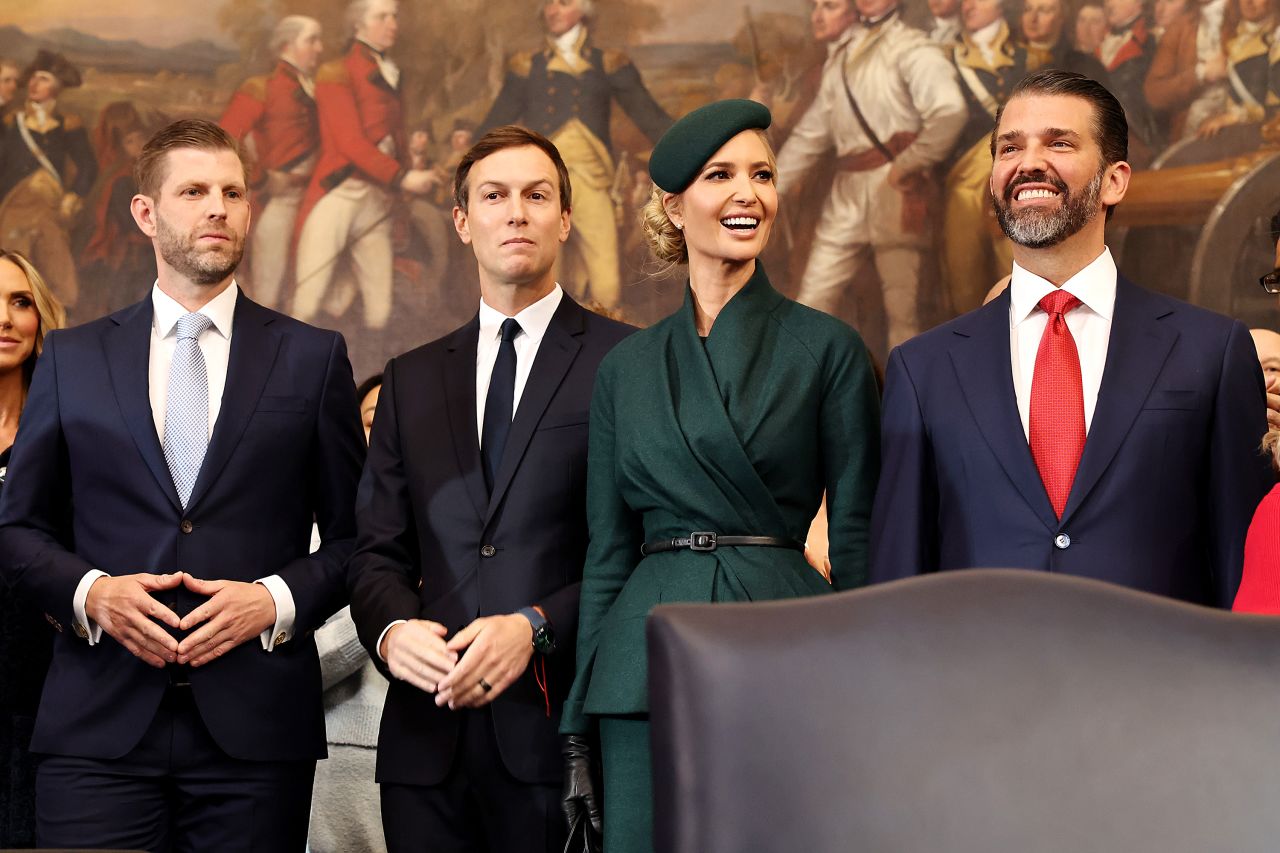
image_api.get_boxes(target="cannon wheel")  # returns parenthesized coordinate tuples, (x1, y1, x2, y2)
(1186, 150, 1280, 320)
(1111, 124, 1272, 315)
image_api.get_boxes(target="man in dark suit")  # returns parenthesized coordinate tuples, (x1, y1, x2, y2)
(870, 70, 1270, 606)
(0, 119, 365, 849)
(348, 125, 631, 852)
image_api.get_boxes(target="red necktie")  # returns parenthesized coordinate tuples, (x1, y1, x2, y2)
(1029, 290, 1086, 519)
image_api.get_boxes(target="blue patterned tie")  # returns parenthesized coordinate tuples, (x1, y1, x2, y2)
(163, 312, 214, 509)
(481, 318, 521, 492)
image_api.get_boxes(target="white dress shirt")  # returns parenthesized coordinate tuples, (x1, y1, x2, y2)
(1009, 248, 1117, 440)
(475, 284, 565, 443)
(73, 282, 295, 651)
(376, 284, 564, 660)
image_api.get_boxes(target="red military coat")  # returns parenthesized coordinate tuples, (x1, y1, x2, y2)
(220, 60, 319, 178)
(296, 40, 406, 236)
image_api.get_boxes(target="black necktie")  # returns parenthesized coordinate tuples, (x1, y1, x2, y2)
(481, 318, 521, 492)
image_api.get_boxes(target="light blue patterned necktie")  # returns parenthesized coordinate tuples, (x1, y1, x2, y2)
(163, 312, 214, 509)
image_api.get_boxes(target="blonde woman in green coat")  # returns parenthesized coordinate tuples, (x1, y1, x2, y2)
(560, 100, 881, 852)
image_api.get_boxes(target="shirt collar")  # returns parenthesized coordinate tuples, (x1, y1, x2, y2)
(827, 25, 858, 56)
(478, 284, 564, 346)
(553, 23, 586, 54)
(1200, 0, 1227, 24)
(1009, 247, 1117, 327)
(970, 18, 1005, 47)
(152, 280, 238, 340)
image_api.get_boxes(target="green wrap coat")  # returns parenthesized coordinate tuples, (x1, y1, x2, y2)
(562, 264, 880, 732)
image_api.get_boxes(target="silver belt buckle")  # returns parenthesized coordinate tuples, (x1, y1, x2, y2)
(689, 531, 717, 552)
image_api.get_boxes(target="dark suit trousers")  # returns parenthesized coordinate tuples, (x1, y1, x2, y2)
(381, 706, 564, 853)
(35, 686, 314, 853)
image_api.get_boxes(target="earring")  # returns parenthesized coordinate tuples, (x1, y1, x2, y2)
(674, 221, 683, 230)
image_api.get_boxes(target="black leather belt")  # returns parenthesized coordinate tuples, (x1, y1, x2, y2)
(640, 532, 804, 557)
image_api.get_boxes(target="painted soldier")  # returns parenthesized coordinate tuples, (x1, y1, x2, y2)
(928, 0, 964, 45)
(0, 59, 19, 114)
(481, 0, 672, 309)
(220, 15, 324, 311)
(777, 0, 967, 347)
(1145, 0, 1232, 140)
(79, 101, 152, 319)
(1019, 0, 1111, 80)
(1098, 0, 1162, 151)
(293, 0, 437, 330)
(1195, 0, 1276, 135)
(0, 50, 97, 311)
(941, 0, 1048, 313)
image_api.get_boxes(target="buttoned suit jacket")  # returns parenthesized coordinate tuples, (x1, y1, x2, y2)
(869, 277, 1271, 606)
(0, 293, 365, 762)
(348, 294, 633, 787)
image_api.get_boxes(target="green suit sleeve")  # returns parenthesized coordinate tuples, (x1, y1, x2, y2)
(823, 330, 881, 591)
(561, 361, 645, 733)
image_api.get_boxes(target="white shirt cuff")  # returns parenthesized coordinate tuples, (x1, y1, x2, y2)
(255, 575, 295, 651)
(376, 620, 408, 662)
(73, 569, 108, 645)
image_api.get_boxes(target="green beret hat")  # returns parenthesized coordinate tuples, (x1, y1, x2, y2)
(649, 99, 772, 193)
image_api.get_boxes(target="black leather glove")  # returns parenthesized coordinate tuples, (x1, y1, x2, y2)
(561, 733, 603, 847)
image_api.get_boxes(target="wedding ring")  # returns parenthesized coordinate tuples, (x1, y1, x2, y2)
(479, 677, 493, 693)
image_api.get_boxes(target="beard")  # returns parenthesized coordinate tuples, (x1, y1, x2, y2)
(156, 212, 244, 286)
(994, 167, 1105, 249)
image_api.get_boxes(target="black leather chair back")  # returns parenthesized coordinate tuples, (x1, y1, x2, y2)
(648, 569, 1280, 853)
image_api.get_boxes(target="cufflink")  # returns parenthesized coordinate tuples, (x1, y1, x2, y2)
(274, 632, 289, 646)
(74, 622, 89, 639)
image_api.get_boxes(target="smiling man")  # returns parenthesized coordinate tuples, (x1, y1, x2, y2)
(0, 119, 365, 849)
(347, 125, 631, 852)
(870, 70, 1271, 607)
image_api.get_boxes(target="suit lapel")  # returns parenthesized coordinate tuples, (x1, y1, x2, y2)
(185, 296, 281, 513)
(445, 318, 489, 523)
(484, 297, 584, 525)
(950, 293, 1059, 531)
(1060, 277, 1177, 522)
(104, 299, 181, 513)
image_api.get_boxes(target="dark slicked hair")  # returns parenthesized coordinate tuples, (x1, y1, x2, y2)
(990, 69, 1129, 166)
(134, 119, 247, 199)
(453, 125, 572, 213)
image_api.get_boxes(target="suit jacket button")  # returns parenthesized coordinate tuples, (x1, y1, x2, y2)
(1054, 533, 1071, 550)
(480, 544, 496, 558)
(180, 519, 194, 534)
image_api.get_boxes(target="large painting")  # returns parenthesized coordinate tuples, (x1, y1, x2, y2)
(2, 0, 1279, 380)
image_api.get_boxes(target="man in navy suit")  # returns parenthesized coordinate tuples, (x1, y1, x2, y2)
(0, 119, 364, 849)
(870, 70, 1271, 606)
(348, 125, 631, 852)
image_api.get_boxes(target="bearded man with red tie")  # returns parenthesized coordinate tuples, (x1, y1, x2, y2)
(869, 70, 1270, 606)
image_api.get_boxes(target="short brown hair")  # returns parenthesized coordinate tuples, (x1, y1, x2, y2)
(0, 249, 66, 388)
(134, 119, 247, 199)
(453, 125, 572, 213)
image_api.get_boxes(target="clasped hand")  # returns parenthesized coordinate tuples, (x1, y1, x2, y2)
(86, 571, 276, 668)
(381, 614, 534, 710)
